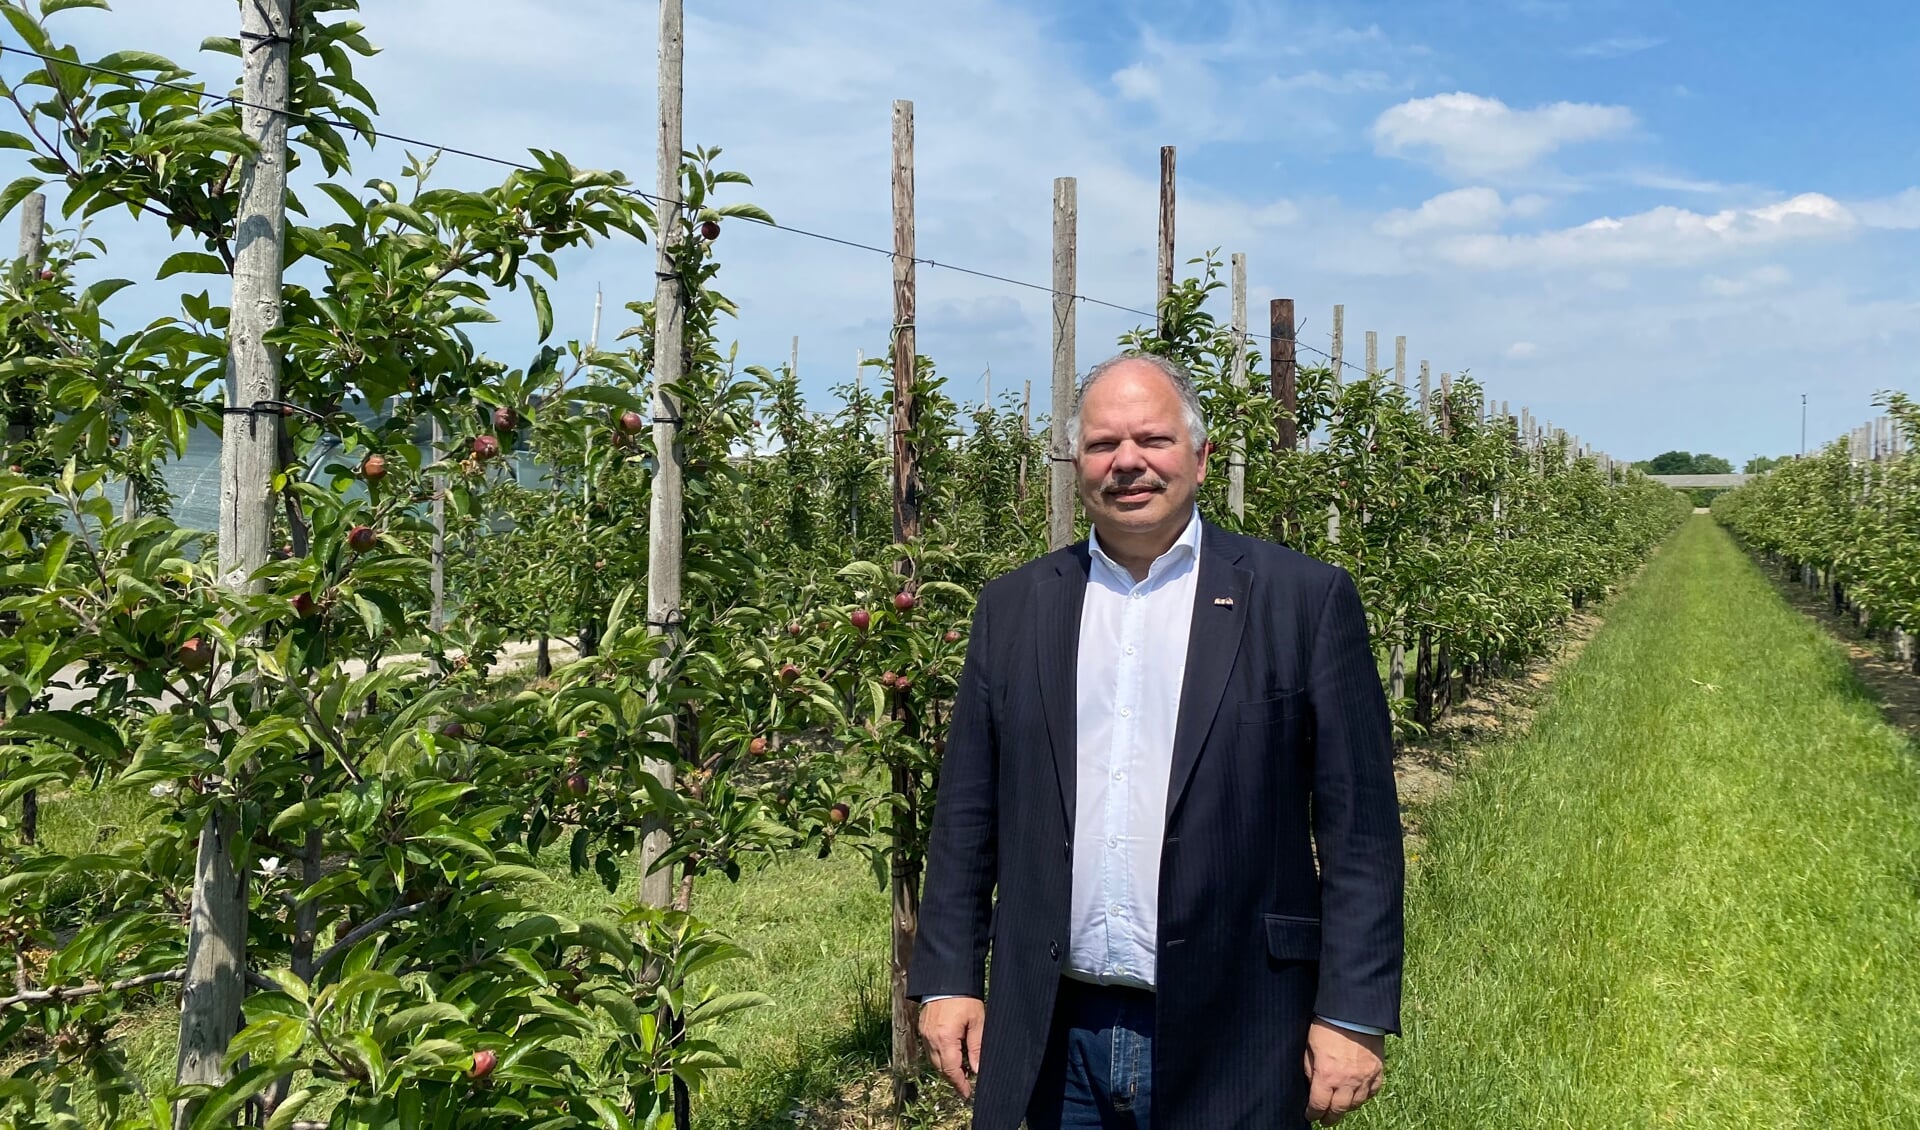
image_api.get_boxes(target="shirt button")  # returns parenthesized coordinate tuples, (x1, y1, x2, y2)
(1109, 903, 1124, 916)
(1125, 645, 1135, 655)
(1107, 836, 1119, 848)
(1112, 770, 1125, 782)
(1119, 707, 1131, 718)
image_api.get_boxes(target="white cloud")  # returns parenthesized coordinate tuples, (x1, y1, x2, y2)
(1505, 341, 1538, 359)
(1856, 188, 1920, 230)
(1570, 35, 1665, 59)
(1371, 92, 1636, 177)
(1373, 187, 1551, 237)
(1703, 264, 1792, 296)
(1429, 193, 1857, 269)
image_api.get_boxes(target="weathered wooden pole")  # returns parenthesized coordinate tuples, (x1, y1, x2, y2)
(641, 0, 685, 914)
(1330, 304, 1344, 384)
(1156, 146, 1175, 336)
(1394, 335, 1406, 388)
(15, 190, 44, 264)
(176, 4, 291, 1122)
(430, 415, 447, 636)
(888, 96, 924, 1115)
(1050, 176, 1077, 550)
(10, 195, 45, 847)
(891, 99, 920, 548)
(1018, 378, 1032, 505)
(1227, 253, 1248, 520)
(1418, 361, 1431, 418)
(1365, 330, 1378, 377)
(1271, 299, 1297, 453)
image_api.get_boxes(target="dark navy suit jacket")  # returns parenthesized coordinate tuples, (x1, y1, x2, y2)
(909, 521, 1405, 1129)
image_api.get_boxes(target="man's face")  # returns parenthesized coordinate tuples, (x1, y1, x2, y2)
(1073, 361, 1210, 541)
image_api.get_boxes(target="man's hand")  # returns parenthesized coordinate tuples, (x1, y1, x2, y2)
(1303, 1018, 1385, 1125)
(918, 996, 986, 1099)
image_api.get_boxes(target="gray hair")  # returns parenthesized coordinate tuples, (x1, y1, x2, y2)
(1065, 351, 1209, 456)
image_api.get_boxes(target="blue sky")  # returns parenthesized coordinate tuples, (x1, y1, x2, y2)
(5, 0, 1918, 466)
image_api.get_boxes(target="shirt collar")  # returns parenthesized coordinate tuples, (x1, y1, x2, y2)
(1088, 506, 1203, 582)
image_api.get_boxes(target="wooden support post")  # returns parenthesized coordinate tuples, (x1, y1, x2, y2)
(1227, 253, 1248, 521)
(430, 415, 447, 635)
(15, 191, 44, 264)
(177, 3, 291, 1122)
(1330, 304, 1344, 384)
(641, 0, 685, 915)
(1365, 330, 1378, 377)
(1418, 361, 1431, 418)
(888, 95, 924, 1116)
(1394, 335, 1406, 388)
(892, 100, 920, 549)
(1018, 378, 1031, 505)
(1050, 177, 1077, 550)
(1271, 298, 1297, 453)
(1156, 146, 1175, 336)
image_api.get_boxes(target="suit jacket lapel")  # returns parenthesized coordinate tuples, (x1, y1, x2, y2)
(1166, 523, 1251, 823)
(1036, 545, 1090, 835)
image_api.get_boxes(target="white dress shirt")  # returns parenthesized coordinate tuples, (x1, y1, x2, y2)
(1064, 507, 1201, 988)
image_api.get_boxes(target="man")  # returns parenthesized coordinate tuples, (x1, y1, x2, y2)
(909, 352, 1404, 1128)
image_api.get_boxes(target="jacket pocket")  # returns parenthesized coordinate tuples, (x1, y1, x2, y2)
(1239, 689, 1302, 725)
(1263, 913, 1322, 962)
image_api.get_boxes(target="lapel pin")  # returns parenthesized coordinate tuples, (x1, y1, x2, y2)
(1213, 597, 1235, 608)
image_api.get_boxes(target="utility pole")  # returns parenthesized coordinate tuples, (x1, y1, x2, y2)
(642, 0, 685, 914)
(177, 3, 290, 1123)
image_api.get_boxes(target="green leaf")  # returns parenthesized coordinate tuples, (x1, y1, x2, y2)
(0, 176, 46, 223)
(43, 0, 111, 13)
(529, 276, 553, 342)
(0, 132, 35, 153)
(686, 990, 773, 1027)
(263, 1089, 316, 1130)
(157, 251, 228, 279)
(94, 49, 180, 73)
(1, 710, 125, 759)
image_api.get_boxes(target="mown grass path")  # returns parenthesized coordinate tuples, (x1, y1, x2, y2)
(1358, 516, 1920, 1127)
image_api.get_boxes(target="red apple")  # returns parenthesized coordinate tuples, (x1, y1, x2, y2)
(850, 609, 871, 633)
(492, 406, 519, 432)
(749, 736, 769, 756)
(347, 525, 377, 553)
(617, 410, 645, 434)
(894, 676, 913, 692)
(779, 662, 800, 683)
(880, 671, 897, 687)
(565, 772, 589, 796)
(473, 434, 501, 460)
(788, 622, 803, 638)
(893, 591, 916, 612)
(827, 803, 850, 825)
(360, 454, 387, 480)
(469, 1048, 496, 1079)
(438, 721, 467, 740)
(291, 593, 316, 618)
(944, 630, 962, 644)
(700, 219, 721, 241)
(176, 637, 213, 672)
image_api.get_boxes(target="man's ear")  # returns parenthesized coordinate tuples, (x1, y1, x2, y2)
(1195, 439, 1214, 482)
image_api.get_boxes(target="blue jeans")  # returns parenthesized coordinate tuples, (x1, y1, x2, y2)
(1026, 979, 1156, 1130)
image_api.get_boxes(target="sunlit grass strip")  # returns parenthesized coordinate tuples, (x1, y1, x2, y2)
(1362, 516, 1920, 1127)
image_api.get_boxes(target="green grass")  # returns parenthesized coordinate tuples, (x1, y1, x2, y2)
(1356, 515, 1920, 1127)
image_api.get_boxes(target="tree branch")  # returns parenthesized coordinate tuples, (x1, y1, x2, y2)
(0, 967, 184, 1010)
(313, 898, 429, 974)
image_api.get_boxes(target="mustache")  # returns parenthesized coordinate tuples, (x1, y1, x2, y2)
(1102, 477, 1167, 495)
